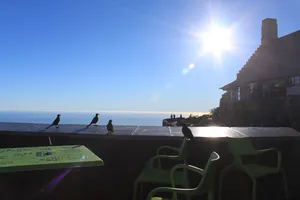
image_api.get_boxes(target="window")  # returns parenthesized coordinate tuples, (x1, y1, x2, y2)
(295, 76, 300, 85)
(262, 83, 270, 98)
(249, 83, 255, 94)
(289, 76, 300, 86)
(237, 86, 241, 101)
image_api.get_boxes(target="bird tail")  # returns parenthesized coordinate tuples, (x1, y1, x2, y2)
(45, 124, 53, 129)
(86, 123, 92, 128)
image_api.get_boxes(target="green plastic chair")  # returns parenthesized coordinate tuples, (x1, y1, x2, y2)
(219, 138, 289, 200)
(133, 138, 190, 200)
(146, 151, 220, 200)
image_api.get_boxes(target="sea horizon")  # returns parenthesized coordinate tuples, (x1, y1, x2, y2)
(0, 111, 202, 126)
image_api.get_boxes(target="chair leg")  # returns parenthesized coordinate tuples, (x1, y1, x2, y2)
(158, 159, 161, 168)
(218, 168, 230, 200)
(251, 178, 256, 200)
(133, 181, 139, 200)
(281, 169, 289, 200)
(140, 183, 144, 200)
(218, 163, 235, 200)
(183, 170, 189, 188)
(208, 190, 215, 200)
(185, 193, 190, 200)
(184, 181, 190, 200)
(218, 171, 224, 200)
(172, 191, 178, 200)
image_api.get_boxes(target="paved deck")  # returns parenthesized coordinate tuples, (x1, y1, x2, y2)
(0, 122, 299, 138)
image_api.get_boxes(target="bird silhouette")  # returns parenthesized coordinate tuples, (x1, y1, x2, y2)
(106, 119, 114, 134)
(182, 124, 196, 143)
(87, 113, 99, 127)
(45, 114, 60, 129)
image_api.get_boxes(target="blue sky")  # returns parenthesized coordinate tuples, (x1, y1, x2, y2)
(0, 0, 300, 114)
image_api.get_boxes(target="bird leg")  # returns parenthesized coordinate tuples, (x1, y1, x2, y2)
(107, 131, 113, 135)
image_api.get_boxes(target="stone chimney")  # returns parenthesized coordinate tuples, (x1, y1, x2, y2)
(261, 18, 278, 45)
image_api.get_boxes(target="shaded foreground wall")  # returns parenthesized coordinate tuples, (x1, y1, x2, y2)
(0, 131, 299, 200)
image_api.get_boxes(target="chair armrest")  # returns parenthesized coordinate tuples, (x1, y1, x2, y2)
(256, 148, 282, 170)
(149, 155, 180, 168)
(157, 146, 180, 155)
(171, 164, 204, 187)
(171, 164, 204, 176)
(146, 187, 195, 200)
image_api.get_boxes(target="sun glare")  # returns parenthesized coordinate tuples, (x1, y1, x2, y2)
(198, 24, 233, 58)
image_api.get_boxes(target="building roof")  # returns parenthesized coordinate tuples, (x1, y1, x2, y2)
(219, 80, 238, 90)
(221, 30, 300, 90)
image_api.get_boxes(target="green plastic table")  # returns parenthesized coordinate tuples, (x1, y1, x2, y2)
(0, 145, 104, 173)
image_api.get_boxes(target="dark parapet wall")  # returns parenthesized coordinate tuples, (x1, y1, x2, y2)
(0, 127, 300, 200)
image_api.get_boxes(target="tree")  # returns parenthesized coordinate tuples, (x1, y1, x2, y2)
(210, 107, 220, 117)
(210, 107, 223, 125)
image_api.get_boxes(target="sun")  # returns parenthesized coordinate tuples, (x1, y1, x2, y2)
(198, 24, 233, 58)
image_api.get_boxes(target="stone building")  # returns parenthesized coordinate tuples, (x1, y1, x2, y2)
(219, 18, 300, 129)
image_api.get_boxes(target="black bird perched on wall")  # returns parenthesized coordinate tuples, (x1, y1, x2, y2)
(107, 119, 114, 135)
(87, 113, 99, 128)
(182, 124, 196, 143)
(45, 114, 60, 129)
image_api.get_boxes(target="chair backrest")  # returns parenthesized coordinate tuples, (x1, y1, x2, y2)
(196, 151, 220, 192)
(227, 138, 257, 156)
(178, 138, 189, 160)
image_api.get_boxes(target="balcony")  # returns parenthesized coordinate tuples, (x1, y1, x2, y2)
(287, 87, 300, 96)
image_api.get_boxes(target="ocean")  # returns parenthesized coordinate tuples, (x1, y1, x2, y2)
(0, 111, 170, 126)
